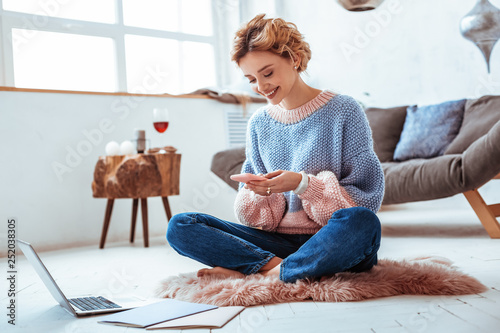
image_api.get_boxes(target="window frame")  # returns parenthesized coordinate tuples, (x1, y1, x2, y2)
(0, 0, 222, 93)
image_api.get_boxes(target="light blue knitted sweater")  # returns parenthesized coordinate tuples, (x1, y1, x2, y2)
(234, 91, 385, 234)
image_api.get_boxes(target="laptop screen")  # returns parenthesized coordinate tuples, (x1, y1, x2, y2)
(17, 240, 75, 315)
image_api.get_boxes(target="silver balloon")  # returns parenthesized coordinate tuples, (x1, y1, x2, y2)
(337, 0, 385, 12)
(460, 0, 500, 72)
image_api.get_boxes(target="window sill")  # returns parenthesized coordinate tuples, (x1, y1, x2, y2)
(0, 86, 210, 99)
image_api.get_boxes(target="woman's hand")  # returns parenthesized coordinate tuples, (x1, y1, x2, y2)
(244, 170, 302, 196)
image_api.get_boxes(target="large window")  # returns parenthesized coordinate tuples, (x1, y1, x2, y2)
(0, 0, 217, 94)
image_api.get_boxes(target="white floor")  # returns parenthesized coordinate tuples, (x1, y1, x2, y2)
(2, 197, 500, 333)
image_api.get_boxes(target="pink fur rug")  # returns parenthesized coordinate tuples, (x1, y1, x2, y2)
(156, 257, 487, 307)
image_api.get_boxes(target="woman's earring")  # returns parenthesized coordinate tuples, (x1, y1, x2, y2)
(294, 66, 298, 70)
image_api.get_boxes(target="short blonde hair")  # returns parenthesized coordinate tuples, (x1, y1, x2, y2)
(231, 14, 311, 73)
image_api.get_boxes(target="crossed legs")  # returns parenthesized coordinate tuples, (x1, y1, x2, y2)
(166, 207, 381, 283)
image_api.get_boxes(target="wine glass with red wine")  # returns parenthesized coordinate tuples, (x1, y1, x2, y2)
(153, 108, 169, 152)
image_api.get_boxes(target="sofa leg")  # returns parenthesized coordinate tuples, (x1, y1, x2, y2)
(463, 189, 500, 239)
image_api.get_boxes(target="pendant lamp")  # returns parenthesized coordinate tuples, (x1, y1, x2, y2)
(337, 0, 385, 11)
(460, 0, 500, 72)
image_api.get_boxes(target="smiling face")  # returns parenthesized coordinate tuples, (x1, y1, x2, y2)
(239, 51, 299, 106)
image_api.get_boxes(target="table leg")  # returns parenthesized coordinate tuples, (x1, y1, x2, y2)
(99, 199, 114, 249)
(140, 198, 149, 247)
(464, 189, 500, 239)
(130, 198, 139, 243)
(162, 196, 172, 221)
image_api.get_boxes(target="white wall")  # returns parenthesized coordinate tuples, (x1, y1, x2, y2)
(277, 0, 500, 106)
(0, 91, 255, 255)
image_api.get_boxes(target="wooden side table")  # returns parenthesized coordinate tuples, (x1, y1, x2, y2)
(92, 153, 181, 248)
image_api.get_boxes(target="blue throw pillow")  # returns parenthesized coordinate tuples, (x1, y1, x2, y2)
(393, 99, 466, 161)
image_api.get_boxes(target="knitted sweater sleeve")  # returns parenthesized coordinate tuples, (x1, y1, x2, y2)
(299, 96, 385, 226)
(298, 171, 356, 226)
(233, 114, 286, 232)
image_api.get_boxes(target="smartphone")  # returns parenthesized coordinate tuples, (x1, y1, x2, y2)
(230, 173, 267, 183)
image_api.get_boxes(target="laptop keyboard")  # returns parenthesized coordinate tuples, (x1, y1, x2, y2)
(68, 296, 122, 311)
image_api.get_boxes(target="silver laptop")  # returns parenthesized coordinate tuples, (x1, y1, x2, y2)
(17, 239, 152, 317)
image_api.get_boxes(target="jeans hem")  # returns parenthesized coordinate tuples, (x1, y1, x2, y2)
(279, 259, 286, 282)
(248, 254, 276, 275)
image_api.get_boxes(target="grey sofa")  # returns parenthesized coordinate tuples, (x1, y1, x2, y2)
(211, 95, 500, 238)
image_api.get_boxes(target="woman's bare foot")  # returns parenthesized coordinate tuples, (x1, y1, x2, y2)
(259, 257, 283, 278)
(260, 263, 281, 277)
(197, 267, 245, 279)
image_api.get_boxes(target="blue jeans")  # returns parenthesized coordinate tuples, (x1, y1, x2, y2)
(166, 207, 381, 283)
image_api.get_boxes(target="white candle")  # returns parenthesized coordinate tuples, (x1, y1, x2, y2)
(120, 140, 136, 155)
(105, 141, 120, 155)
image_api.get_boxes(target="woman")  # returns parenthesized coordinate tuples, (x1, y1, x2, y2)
(167, 14, 384, 283)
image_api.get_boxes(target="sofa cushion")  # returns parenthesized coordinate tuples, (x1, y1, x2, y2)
(382, 155, 464, 204)
(393, 99, 466, 161)
(211, 146, 246, 190)
(383, 121, 500, 205)
(444, 95, 500, 154)
(364, 106, 408, 162)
